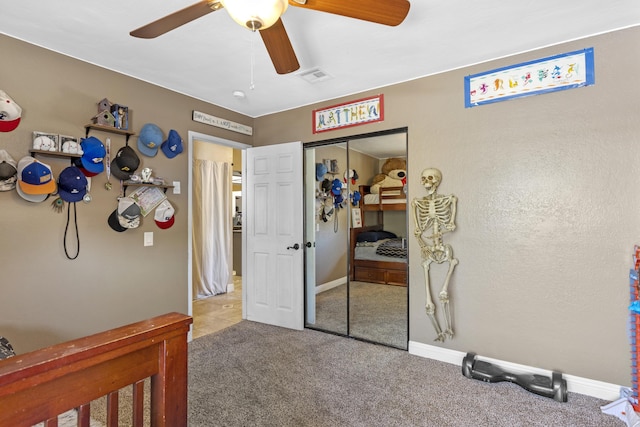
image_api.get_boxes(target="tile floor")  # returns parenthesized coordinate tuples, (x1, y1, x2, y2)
(192, 276, 243, 339)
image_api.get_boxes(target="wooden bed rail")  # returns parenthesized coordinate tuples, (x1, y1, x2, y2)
(358, 185, 407, 212)
(0, 312, 192, 427)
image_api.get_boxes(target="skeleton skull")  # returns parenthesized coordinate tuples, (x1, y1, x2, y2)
(421, 168, 442, 194)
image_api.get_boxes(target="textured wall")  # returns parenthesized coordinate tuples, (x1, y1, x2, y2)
(0, 34, 252, 353)
(255, 27, 640, 385)
(2, 25, 638, 387)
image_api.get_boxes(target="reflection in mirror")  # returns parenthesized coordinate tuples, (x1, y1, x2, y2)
(305, 143, 348, 335)
(304, 130, 408, 350)
(347, 133, 408, 349)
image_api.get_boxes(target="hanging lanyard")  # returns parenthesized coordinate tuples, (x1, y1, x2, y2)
(64, 202, 80, 260)
(105, 137, 112, 190)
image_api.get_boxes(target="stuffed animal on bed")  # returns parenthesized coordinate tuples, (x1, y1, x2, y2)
(370, 157, 407, 194)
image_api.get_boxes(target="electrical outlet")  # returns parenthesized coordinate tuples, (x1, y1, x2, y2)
(144, 232, 153, 247)
(172, 181, 181, 194)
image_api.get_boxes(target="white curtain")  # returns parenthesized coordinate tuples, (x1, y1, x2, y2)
(193, 159, 232, 298)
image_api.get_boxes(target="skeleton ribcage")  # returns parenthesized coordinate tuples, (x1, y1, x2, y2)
(416, 196, 454, 230)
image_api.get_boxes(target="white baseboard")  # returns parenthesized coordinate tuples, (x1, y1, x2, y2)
(315, 276, 347, 294)
(409, 340, 622, 401)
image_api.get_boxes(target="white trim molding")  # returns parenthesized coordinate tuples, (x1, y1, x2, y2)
(315, 276, 347, 294)
(409, 341, 622, 401)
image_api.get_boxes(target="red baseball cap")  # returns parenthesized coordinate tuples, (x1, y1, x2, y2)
(0, 90, 22, 132)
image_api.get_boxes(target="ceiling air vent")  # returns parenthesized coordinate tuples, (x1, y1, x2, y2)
(298, 68, 332, 84)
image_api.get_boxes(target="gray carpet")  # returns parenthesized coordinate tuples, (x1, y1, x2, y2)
(187, 321, 620, 427)
(313, 281, 408, 349)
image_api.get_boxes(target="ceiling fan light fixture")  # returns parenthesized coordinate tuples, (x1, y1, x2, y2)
(221, 0, 288, 31)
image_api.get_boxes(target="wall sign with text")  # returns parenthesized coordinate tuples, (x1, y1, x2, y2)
(465, 48, 595, 107)
(192, 110, 253, 136)
(313, 95, 384, 134)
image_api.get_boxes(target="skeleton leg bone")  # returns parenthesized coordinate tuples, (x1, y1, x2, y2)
(421, 259, 446, 342)
(439, 257, 459, 339)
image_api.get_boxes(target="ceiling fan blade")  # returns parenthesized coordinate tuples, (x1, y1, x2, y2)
(130, 1, 223, 39)
(259, 19, 300, 75)
(290, 0, 410, 26)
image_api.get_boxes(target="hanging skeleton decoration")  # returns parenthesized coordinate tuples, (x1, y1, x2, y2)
(411, 168, 458, 342)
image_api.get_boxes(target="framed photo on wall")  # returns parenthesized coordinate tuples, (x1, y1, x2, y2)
(352, 208, 362, 228)
(32, 131, 59, 152)
(59, 135, 79, 153)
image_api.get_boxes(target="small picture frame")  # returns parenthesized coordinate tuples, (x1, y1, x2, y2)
(32, 131, 59, 152)
(129, 186, 167, 217)
(351, 208, 362, 228)
(330, 159, 339, 173)
(111, 104, 129, 130)
(59, 135, 81, 154)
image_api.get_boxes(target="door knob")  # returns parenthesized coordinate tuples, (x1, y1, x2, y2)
(305, 242, 312, 248)
(287, 243, 300, 250)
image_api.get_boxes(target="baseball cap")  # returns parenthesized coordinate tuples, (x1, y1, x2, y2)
(18, 156, 57, 195)
(331, 178, 342, 195)
(117, 196, 141, 229)
(0, 90, 22, 132)
(322, 199, 334, 222)
(137, 123, 163, 157)
(16, 157, 52, 202)
(80, 137, 106, 174)
(108, 207, 127, 232)
(161, 129, 183, 159)
(0, 150, 17, 191)
(154, 199, 175, 229)
(111, 145, 140, 180)
(57, 166, 88, 202)
(316, 163, 327, 181)
(321, 178, 331, 194)
(72, 157, 99, 178)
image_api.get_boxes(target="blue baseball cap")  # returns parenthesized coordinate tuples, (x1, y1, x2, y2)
(331, 178, 342, 195)
(316, 163, 327, 181)
(161, 129, 183, 159)
(137, 123, 163, 157)
(80, 136, 106, 174)
(57, 166, 88, 202)
(18, 156, 56, 196)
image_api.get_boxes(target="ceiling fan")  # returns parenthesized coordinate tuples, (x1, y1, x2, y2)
(130, 0, 411, 75)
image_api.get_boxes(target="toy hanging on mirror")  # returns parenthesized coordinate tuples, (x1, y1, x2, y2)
(51, 196, 65, 213)
(331, 179, 343, 208)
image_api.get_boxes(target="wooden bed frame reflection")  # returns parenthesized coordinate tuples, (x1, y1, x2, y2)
(0, 312, 192, 427)
(351, 185, 408, 287)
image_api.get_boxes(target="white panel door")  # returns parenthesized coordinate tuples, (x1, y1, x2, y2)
(245, 141, 303, 330)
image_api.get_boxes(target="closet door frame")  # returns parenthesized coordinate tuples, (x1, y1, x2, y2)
(303, 127, 409, 349)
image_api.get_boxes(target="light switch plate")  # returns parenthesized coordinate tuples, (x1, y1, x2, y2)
(144, 232, 153, 247)
(173, 181, 181, 194)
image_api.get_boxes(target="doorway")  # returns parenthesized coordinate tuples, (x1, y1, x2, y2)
(303, 128, 409, 349)
(187, 131, 251, 339)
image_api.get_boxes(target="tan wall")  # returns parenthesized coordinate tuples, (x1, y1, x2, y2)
(255, 27, 640, 386)
(2, 26, 638, 387)
(0, 34, 252, 353)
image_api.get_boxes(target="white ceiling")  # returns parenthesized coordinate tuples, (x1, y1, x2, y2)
(1, 1, 639, 118)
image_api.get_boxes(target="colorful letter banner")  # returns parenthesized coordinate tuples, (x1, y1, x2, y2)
(313, 95, 384, 134)
(465, 48, 595, 107)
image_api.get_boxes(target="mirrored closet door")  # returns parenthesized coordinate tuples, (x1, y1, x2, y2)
(304, 128, 408, 349)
